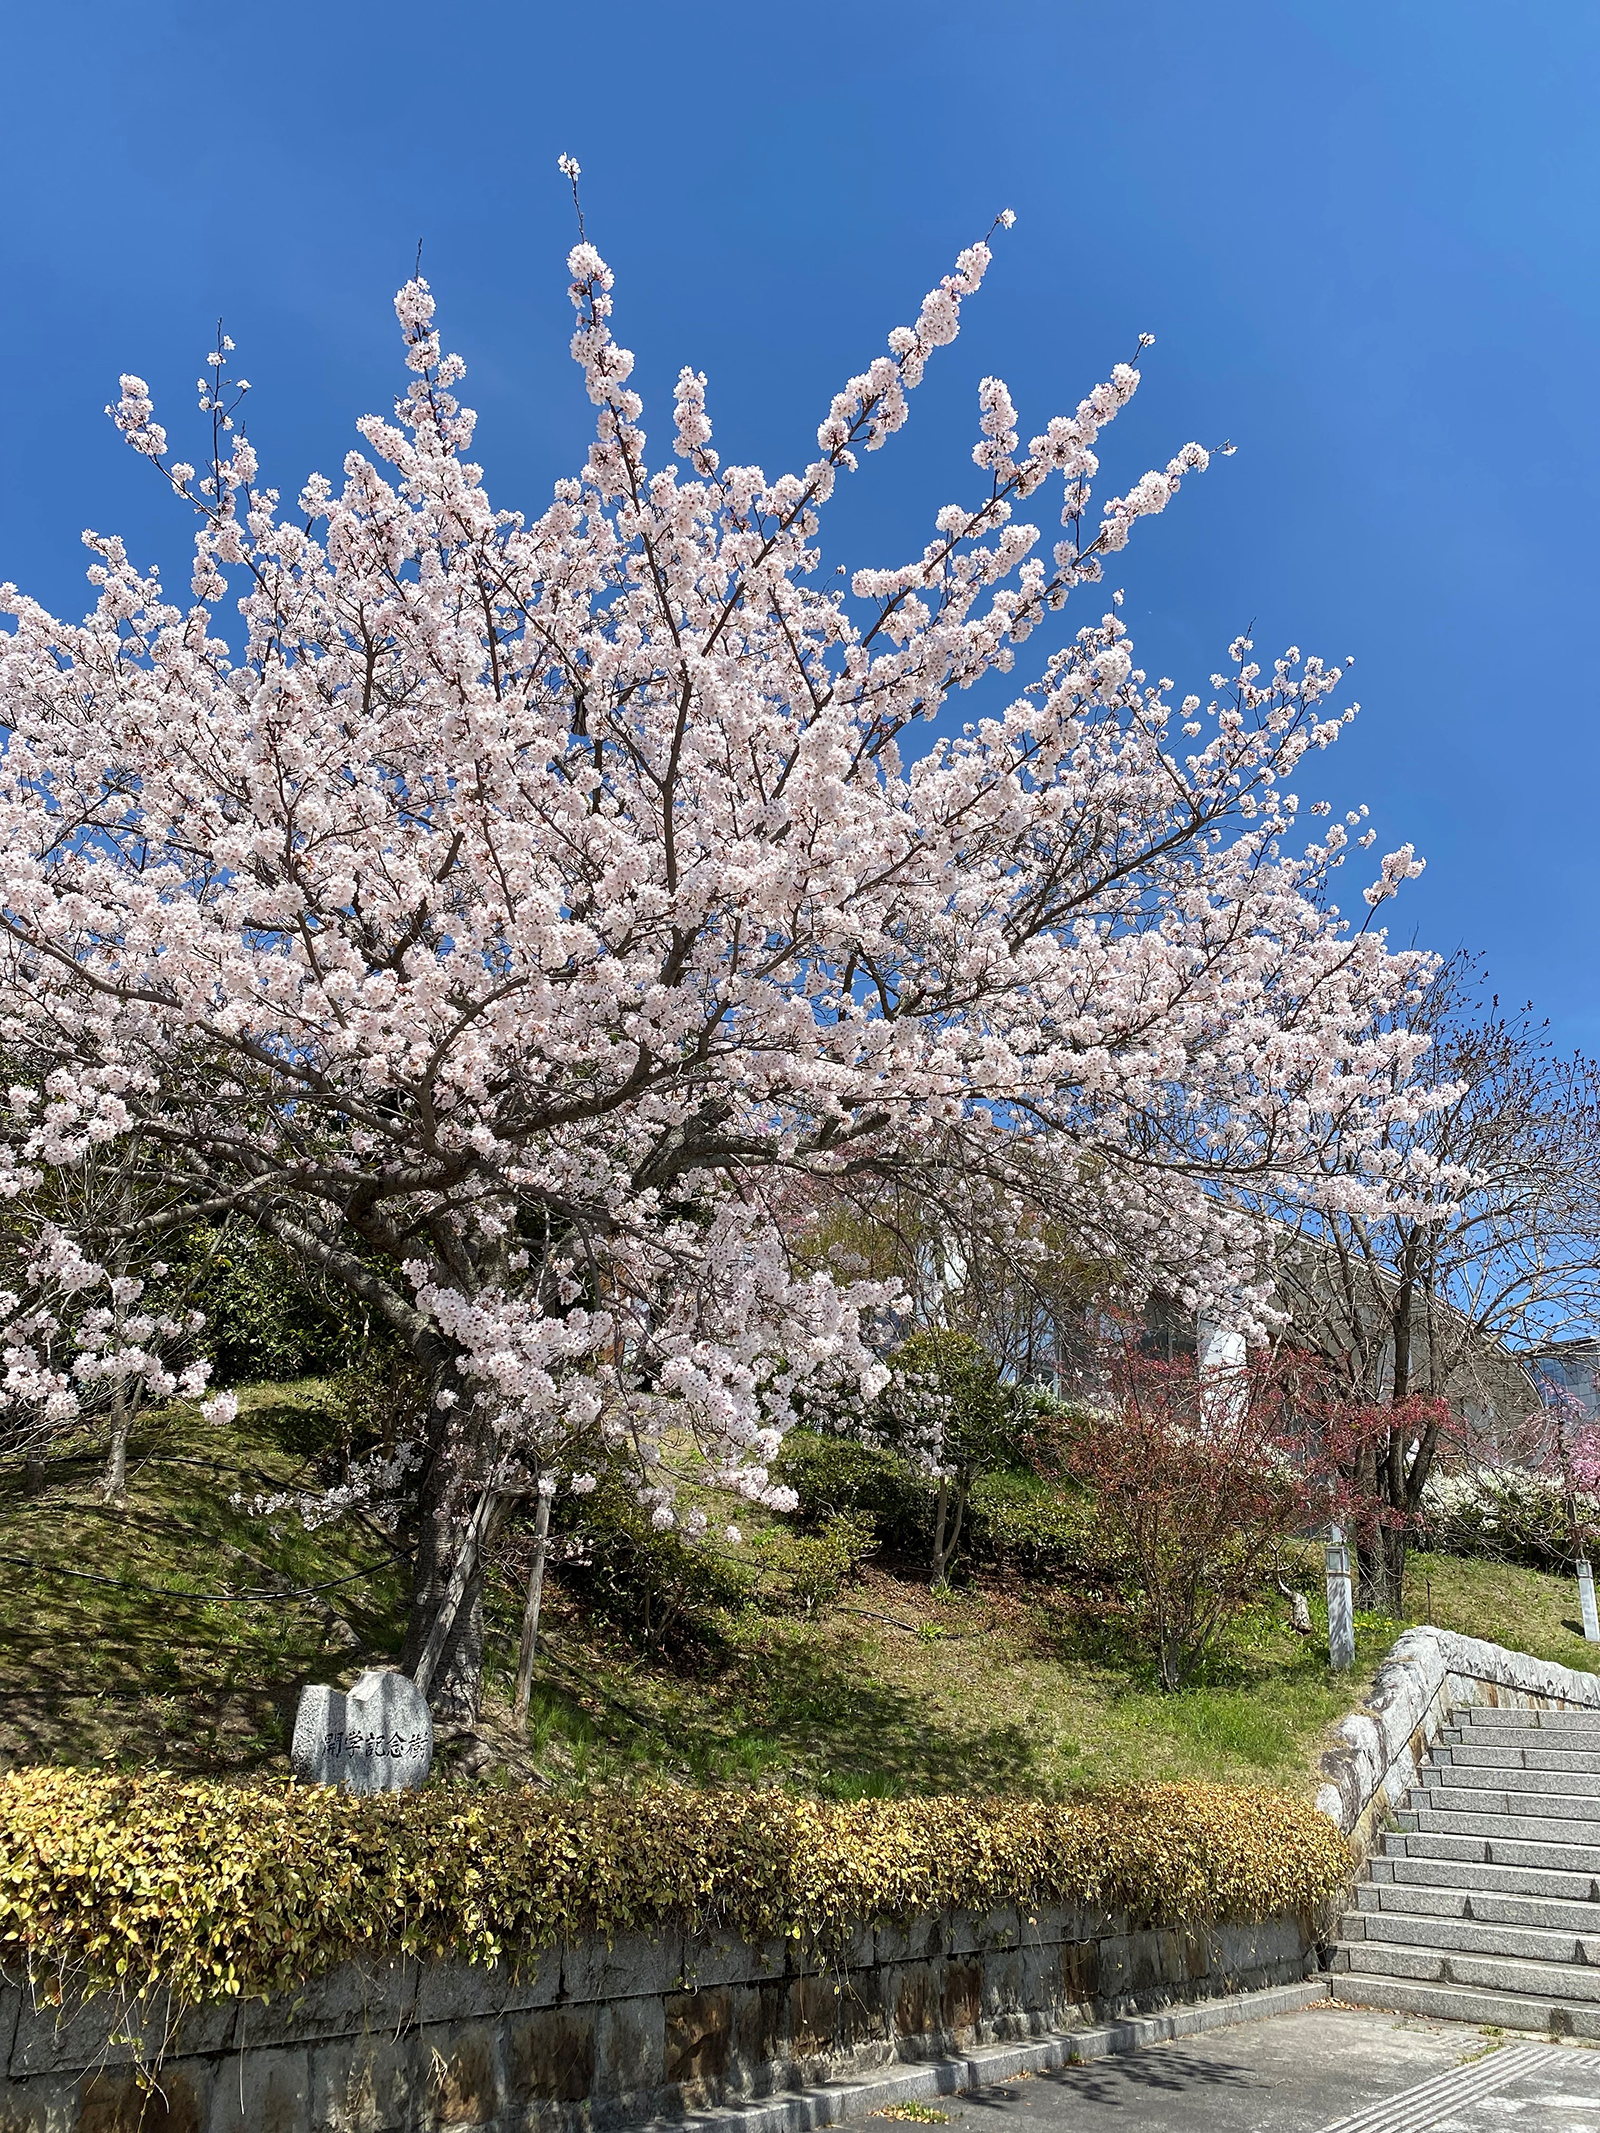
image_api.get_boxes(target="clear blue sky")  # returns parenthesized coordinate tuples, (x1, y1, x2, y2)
(2, 2, 1595, 1048)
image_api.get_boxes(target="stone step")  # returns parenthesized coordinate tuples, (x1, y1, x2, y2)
(1371, 1851, 1600, 1902)
(1331, 1970, 1600, 2039)
(1458, 1701, 1600, 1719)
(1399, 1802, 1600, 1846)
(1441, 1726, 1600, 1753)
(1437, 1733, 1600, 1760)
(1385, 1827, 1600, 1874)
(1356, 1880, 1600, 1934)
(1434, 1761, 1600, 1797)
(1453, 1708, 1600, 1737)
(1337, 1937, 1600, 2004)
(1408, 1783, 1600, 1823)
(1437, 1743, 1600, 1775)
(1338, 1905, 1600, 1966)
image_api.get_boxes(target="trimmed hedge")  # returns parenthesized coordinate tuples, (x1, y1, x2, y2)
(0, 1771, 1348, 2012)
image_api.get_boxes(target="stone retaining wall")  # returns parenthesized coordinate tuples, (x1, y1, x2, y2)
(0, 1902, 1316, 2132)
(1315, 1626, 1600, 1868)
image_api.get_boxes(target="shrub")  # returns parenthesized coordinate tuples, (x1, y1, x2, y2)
(1062, 1351, 1332, 1690)
(748, 1513, 878, 1614)
(551, 1480, 751, 1653)
(249, 1348, 433, 1516)
(963, 1471, 1110, 1581)
(773, 1427, 1118, 1586)
(166, 1221, 379, 1385)
(0, 1768, 1350, 2013)
(772, 1429, 935, 1557)
(545, 1474, 875, 1652)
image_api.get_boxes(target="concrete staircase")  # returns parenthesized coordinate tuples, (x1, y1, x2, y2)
(1333, 1704, 1600, 2037)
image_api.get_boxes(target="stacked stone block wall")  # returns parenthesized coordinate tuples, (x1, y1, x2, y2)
(0, 1902, 1314, 2131)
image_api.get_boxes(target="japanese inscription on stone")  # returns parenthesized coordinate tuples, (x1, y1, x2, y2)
(290, 1668, 433, 1792)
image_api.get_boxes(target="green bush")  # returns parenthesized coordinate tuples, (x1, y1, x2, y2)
(547, 1475, 874, 1652)
(166, 1221, 377, 1385)
(771, 1429, 935, 1557)
(963, 1471, 1108, 1580)
(0, 1768, 1351, 2012)
(745, 1512, 878, 1614)
(554, 1482, 750, 1653)
(773, 1429, 1118, 1585)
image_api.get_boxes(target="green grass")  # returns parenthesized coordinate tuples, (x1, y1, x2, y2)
(484, 1569, 1412, 1798)
(0, 1383, 406, 1775)
(1402, 1547, 1600, 1673)
(3, 1381, 1595, 1795)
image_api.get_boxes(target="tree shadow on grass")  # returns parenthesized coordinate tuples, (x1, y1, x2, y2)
(0, 1407, 407, 1776)
(524, 1623, 1048, 1797)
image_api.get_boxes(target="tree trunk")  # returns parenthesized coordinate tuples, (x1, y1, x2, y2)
(945, 1478, 968, 1575)
(513, 1487, 552, 1733)
(400, 1380, 493, 1727)
(1157, 1635, 1183, 1691)
(930, 1477, 950, 1585)
(24, 1442, 46, 1496)
(1390, 1271, 1414, 1403)
(1355, 1440, 1385, 1610)
(1381, 1522, 1408, 1618)
(930, 1474, 968, 1586)
(1356, 1516, 1408, 1617)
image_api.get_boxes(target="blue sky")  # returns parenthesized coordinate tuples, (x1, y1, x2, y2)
(2, 1, 1595, 1047)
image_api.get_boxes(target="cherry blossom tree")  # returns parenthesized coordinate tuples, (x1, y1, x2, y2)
(0, 1132, 221, 1501)
(0, 172, 1440, 1721)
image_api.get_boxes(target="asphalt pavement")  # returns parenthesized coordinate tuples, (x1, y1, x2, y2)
(930, 2006, 1599, 2133)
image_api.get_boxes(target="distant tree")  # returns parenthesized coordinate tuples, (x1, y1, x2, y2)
(1500, 1379, 1600, 1565)
(1060, 1342, 1381, 1689)
(875, 1329, 1017, 1584)
(1279, 954, 1600, 1611)
(798, 1177, 1107, 1393)
(0, 1131, 221, 1504)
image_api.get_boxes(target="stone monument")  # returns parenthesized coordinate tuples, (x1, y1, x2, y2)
(1325, 1523, 1355, 1673)
(290, 1667, 433, 1792)
(1578, 1557, 1600, 1643)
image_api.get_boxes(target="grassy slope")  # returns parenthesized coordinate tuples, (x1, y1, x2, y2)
(504, 1550, 1599, 1800)
(0, 1385, 406, 1775)
(2, 1381, 1595, 1794)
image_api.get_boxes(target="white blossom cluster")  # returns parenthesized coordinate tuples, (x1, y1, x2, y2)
(1418, 1464, 1600, 1568)
(0, 1218, 231, 1431)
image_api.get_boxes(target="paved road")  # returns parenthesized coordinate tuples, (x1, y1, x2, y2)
(937, 2008, 1599, 2133)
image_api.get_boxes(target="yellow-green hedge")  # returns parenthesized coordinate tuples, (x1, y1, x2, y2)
(0, 1771, 1348, 2011)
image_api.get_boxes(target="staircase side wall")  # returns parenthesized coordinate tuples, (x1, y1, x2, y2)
(1315, 1627, 1600, 1871)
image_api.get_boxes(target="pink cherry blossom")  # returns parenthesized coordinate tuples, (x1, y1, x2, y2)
(0, 214, 1444, 1710)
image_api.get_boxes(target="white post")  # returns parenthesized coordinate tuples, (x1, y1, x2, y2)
(1326, 1523, 1356, 1673)
(1577, 1557, 1600, 1643)
(513, 1484, 553, 1732)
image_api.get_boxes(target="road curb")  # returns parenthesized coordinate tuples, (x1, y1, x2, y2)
(639, 1976, 1331, 2133)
